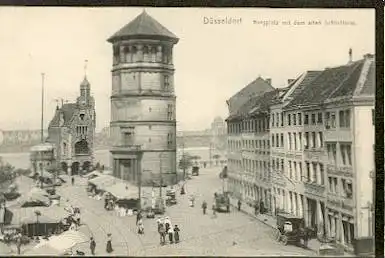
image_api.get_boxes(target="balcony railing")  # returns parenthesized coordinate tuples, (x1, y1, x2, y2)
(326, 164, 353, 178)
(304, 181, 326, 197)
(327, 193, 354, 212)
(111, 144, 142, 152)
(304, 147, 326, 160)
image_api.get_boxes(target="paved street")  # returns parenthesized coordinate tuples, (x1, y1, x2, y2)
(52, 167, 316, 256)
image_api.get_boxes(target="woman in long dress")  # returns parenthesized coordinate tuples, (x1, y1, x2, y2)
(106, 233, 113, 253)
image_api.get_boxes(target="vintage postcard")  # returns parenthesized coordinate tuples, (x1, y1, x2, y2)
(0, 7, 376, 257)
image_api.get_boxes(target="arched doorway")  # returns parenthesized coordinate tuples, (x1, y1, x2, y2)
(61, 162, 68, 173)
(71, 162, 80, 175)
(82, 161, 91, 172)
(74, 140, 89, 155)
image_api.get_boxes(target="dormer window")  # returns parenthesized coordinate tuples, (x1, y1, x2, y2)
(80, 114, 85, 120)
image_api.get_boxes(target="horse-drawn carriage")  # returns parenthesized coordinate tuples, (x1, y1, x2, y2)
(274, 213, 310, 247)
(166, 189, 177, 206)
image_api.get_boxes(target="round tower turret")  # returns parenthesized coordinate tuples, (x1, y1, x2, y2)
(108, 10, 178, 186)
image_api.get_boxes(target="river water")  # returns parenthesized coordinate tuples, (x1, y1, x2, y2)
(0, 147, 226, 169)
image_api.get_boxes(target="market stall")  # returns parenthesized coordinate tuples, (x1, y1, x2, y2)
(25, 229, 89, 255)
(104, 182, 139, 212)
(88, 175, 118, 191)
(17, 188, 51, 208)
(5, 206, 69, 237)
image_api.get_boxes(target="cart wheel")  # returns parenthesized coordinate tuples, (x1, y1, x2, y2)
(281, 235, 288, 245)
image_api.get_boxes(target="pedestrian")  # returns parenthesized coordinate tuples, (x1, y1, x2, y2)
(202, 200, 207, 215)
(237, 199, 242, 211)
(168, 224, 174, 244)
(106, 233, 113, 253)
(16, 235, 22, 255)
(90, 237, 96, 255)
(71, 176, 75, 186)
(173, 225, 180, 243)
(75, 211, 81, 226)
(136, 210, 142, 225)
(158, 223, 166, 245)
(212, 203, 217, 218)
(259, 199, 264, 214)
(254, 201, 259, 216)
(164, 216, 171, 231)
(137, 218, 144, 234)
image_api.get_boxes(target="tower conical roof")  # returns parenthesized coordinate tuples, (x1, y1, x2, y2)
(107, 10, 178, 43)
(80, 76, 90, 87)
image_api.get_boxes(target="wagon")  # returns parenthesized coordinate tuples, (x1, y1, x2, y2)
(274, 213, 308, 247)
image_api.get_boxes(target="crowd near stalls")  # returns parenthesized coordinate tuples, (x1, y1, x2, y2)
(0, 172, 90, 255)
(86, 173, 140, 216)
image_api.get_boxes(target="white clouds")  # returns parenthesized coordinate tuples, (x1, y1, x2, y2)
(0, 7, 375, 131)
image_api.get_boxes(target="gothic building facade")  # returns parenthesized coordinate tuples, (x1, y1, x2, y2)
(107, 11, 178, 186)
(47, 77, 96, 175)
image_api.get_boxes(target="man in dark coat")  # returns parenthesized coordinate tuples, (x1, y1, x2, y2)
(90, 237, 96, 255)
(202, 201, 207, 215)
(237, 199, 242, 211)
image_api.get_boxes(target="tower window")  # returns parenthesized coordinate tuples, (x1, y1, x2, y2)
(80, 114, 85, 120)
(163, 75, 170, 91)
(167, 104, 173, 120)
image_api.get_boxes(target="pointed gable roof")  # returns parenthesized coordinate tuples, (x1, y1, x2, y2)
(227, 77, 275, 115)
(107, 11, 178, 43)
(48, 103, 78, 128)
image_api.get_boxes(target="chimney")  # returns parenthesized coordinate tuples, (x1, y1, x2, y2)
(287, 79, 295, 85)
(265, 78, 272, 85)
(364, 53, 374, 59)
(348, 48, 353, 63)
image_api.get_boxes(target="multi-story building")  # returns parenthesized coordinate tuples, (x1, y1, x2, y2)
(46, 76, 96, 175)
(107, 11, 179, 186)
(226, 89, 278, 210)
(283, 53, 375, 250)
(225, 52, 375, 252)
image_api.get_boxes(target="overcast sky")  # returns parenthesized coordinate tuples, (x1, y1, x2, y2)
(0, 7, 374, 132)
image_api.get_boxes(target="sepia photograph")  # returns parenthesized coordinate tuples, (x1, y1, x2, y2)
(0, 7, 376, 256)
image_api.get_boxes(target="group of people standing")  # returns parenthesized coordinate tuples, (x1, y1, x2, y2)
(157, 216, 180, 245)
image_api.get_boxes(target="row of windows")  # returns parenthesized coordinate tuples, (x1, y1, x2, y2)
(271, 131, 324, 150)
(228, 139, 270, 151)
(76, 126, 88, 136)
(227, 117, 269, 134)
(113, 45, 172, 65)
(271, 158, 325, 185)
(326, 142, 352, 166)
(270, 110, 351, 129)
(328, 176, 353, 198)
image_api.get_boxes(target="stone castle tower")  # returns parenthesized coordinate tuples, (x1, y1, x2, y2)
(107, 11, 178, 186)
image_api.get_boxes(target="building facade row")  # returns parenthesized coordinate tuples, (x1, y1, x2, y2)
(225, 53, 375, 252)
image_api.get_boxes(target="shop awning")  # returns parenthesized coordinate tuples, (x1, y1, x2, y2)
(25, 229, 89, 255)
(88, 175, 120, 190)
(49, 230, 89, 250)
(7, 206, 69, 226)
(17, 187, 51, 207)
(86, 170, 103, 179)
(104, 182, 139, 200)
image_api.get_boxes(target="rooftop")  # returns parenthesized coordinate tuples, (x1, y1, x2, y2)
(285, 56, 374, 108)
(107, 10, 178, 43)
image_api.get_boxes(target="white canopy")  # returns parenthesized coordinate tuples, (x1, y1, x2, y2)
(26, 229, 89, 255)
(104, 182, 139, 200)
